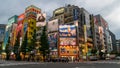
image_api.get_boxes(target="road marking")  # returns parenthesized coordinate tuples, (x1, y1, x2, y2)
(0, 62, 44, 66)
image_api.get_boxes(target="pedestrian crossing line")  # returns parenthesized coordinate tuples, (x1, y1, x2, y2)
(0, 62, 44, 66)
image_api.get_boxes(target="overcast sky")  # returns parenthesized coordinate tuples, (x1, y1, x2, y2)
(0, 0, 120, 39)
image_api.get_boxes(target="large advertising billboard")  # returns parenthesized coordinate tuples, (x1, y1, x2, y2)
(73, 9, 79, 20)
(18, 13, 25, 21)
(59, 46, 79, 56)
(58, 25, 79, 56)
(16, 13, 25, 36)
(47, 19, 58, 32)
(8, 15, 18, 27)
(36, 13, 46, 27)
(59, 38, 76, 46)
(48, 33, 57, 49)
(59, 25, 76, 38)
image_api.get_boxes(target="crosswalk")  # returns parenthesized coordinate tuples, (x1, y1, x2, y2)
(69, 61, 120, 64)
(0, 60, 120, 66)
(78, 61, 120, 64)
(0, 60, 41, 66)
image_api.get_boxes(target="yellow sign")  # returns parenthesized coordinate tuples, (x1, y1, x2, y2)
(59, 46, 79, 56)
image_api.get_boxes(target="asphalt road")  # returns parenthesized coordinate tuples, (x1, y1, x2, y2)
(0, 60, 120, 68)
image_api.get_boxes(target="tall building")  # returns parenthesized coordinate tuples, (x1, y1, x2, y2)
(25, 5, 41, 43)
(47, 19, 58, 57)
(15, 13, 25, 47)
(94, 14, 109, 53)
(51, 4, 93, 59)
(109, 30, 116, 52)
(10, 23, 17, 47)
(106, 30, 113, 53)
(116, 40, 120, 53)
(3, 15, 18, 50)
(0, 24, 6, 53)
(80, 8, 93, 56)
(36, 13, 46, 43)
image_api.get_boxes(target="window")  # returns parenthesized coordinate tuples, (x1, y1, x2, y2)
(32, 22, 34, 25)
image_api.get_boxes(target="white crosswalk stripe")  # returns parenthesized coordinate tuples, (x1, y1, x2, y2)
(0, 61, 120, 66)
(0, 61, 43, 66)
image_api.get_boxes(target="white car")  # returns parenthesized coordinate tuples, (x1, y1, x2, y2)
(116, 56, 120, 60)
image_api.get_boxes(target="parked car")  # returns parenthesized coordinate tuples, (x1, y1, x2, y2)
(116, 56, 120, 60)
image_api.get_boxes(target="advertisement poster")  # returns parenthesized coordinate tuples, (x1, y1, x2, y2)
(48, 33, 57, 49)
(59, 25, 76, 38)
(36, 13, 46, 26)
(58, 25, 78, 56)
(59, 46, 79, 56)
(47, 19, 58, 32)
(59, 38, 76, 46)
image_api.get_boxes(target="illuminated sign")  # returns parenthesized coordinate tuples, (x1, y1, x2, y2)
(55, 8, 64, 16)
(59, 25, 76, 38)
(48, 33, 57, 48)
(60, 38, 76, 46)
(58, 25, 78, 56)
(59, 46, 79, 56)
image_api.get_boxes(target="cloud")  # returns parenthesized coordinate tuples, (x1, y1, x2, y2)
(84, 0, 114, 8)
(0, 0, 120, 39)
(104, 5, 120, 39)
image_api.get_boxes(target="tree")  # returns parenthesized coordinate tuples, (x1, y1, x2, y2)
(5, 37, 10, 60)
(24, 30, 36, 61)
(91, 48, 97, 56)
(14, 32, 21, 61)
(20, 31, 28, 60)
(39, 26, 49, 61)
(29, 29, 36, 51)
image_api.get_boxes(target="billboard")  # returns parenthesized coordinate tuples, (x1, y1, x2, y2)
(36, 13, 46, 26)
(58, 25, 78, 56)
(47, 19, 58, 32)
(18, 13, 25, 21)
(59, 25, 76, 38)
(48, 33, 57, 49)
(73, 9, 79, 20)
(59, 46, 79, 56)
(16, 13, 25, 37)
(59, 38, 76, 46)
(8, 15, 18, 25)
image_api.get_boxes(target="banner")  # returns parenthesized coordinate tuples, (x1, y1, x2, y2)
(59, 46, 79, 56)
(59, 25, 76, 38)
(36, 13, 46, 26)
(48, 33, 57, 49)
(58, 25, 78, 56)
(59, 38, 76, 46)
(48, 19, 58, 32)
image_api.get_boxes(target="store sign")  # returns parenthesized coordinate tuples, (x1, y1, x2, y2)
(59, 46, 79, 56)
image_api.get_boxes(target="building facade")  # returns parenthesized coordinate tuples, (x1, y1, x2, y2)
(109, 30, 116, 52)
(116, 40, 120, 53)
(25, 5, 41, 43)
(3, 15, 18, 50)
(0, 24, 6, 53)
(47, 19, 58, 57)
(51, 4, 94, 59)
(94, 15, 109, 53)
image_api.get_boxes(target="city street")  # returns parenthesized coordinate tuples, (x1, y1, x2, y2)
(0, 60, 120, 68)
